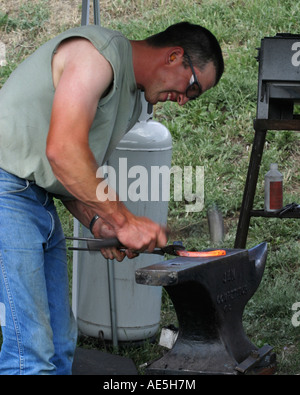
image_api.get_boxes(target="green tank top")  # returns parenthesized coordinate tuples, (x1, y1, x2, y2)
(0, 25, 141, 198)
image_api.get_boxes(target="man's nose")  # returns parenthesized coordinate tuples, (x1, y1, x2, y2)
(177, 94, 190, 106)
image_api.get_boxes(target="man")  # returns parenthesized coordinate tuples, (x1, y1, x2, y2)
(0, 22, 224, 374)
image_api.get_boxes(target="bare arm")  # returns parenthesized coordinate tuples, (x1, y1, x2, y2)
(47, 38, 167, 254)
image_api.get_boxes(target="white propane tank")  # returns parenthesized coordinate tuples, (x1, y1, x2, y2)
(72, 95, 172, 343)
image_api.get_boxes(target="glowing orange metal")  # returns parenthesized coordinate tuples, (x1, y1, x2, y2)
(176, 249, 226, 258)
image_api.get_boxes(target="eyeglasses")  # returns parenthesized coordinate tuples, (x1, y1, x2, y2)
(185, 53, 202, 100)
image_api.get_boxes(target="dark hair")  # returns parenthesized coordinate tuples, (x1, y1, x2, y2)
(146, 22, 224, 85)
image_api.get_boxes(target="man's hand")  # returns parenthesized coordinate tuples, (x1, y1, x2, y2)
(114, 213, 168, 253)
(64, 199, 167, 262)
(92, 213, 167, 262)
(91, 216, 128, 262)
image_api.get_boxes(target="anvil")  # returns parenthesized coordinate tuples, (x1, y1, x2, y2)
(135, 243, 276, 375)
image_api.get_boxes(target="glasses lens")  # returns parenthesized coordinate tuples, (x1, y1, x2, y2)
(186, 82, 200, 99)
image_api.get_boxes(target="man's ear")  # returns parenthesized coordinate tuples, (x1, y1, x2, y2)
(167, 47, 185, 64)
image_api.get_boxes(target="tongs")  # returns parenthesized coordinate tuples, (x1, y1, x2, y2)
(66, 237, 226, 258)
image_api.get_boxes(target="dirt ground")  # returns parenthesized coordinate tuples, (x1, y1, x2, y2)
(0, 0, 80, 50)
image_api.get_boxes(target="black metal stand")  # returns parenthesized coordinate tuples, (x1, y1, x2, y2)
(234, 119, 300, 249)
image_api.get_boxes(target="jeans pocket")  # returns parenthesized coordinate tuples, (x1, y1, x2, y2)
(0, 169, 30, 196)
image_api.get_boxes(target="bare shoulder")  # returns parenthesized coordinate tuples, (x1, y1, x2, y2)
(52, 37, 113, 90)
(57, 37, 102, 60)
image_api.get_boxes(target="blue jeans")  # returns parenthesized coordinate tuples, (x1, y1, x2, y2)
(0, 169, 77, 375)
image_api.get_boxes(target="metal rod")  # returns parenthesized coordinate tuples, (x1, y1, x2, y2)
(81, 0, 90, 26)
(71, 219, 80, 320)
(93, 0, 101, 25)
(107, 259, 118, 348)
(81, 0, 100, 26)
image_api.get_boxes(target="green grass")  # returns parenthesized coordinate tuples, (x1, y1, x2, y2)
(1, 0, 300, 374)
(0, 1, 49, 32)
